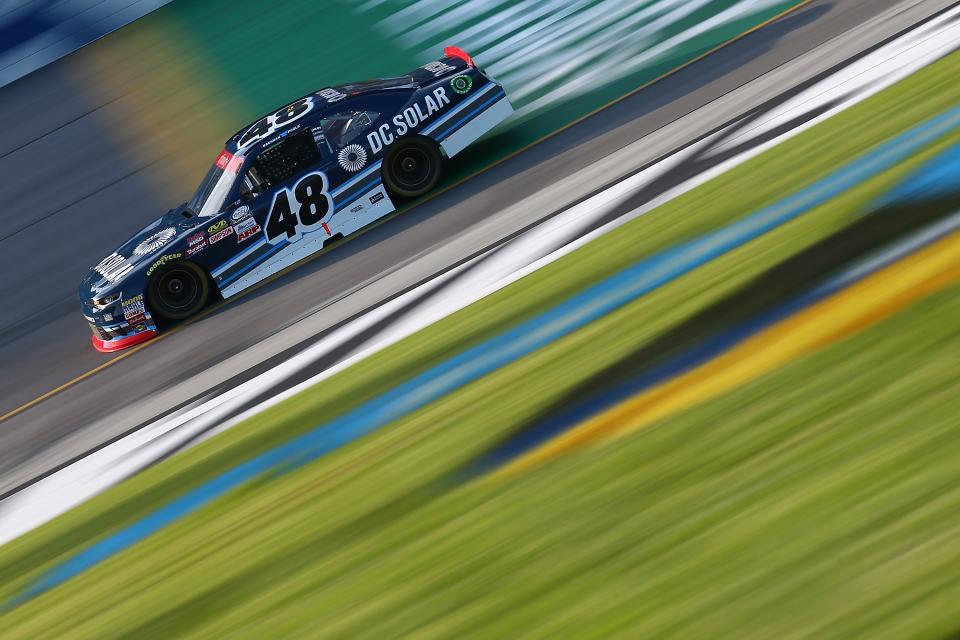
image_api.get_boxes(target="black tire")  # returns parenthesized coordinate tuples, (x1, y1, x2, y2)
(382, 137, 443, 199)
(147, 260, 211, 322)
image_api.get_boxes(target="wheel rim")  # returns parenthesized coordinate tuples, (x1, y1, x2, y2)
(155, 268, 201, 313)
(391, 147, 432, 191)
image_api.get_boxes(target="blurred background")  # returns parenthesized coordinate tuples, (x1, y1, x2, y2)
(1, 0, 960, 638)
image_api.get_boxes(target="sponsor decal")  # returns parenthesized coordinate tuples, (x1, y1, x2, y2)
(450, 75, 473, 95)
(337, 143, 368, 172)
(422, 61, 455, 77)
(233, 218, 260, 244)
(134, 323, 146, 332)
(208, 219, 229, 234)
(349, 204, 364, 214)
(317, 88, 347, 103)
(234, 218, 258, 234)
(311, 126, 327, 146)
(146, 253, 182, 276)
(94, 252, 134, 283)
(231, 205, 252, 223)
(366, 88, 451, 154)
(133, 228, 176, 257)
(186, 240, 208, 257)
(370, 192, 385, 205)
(209, 226, 234, 244)
(122, 294, 146, 322)
(238, 97, 315, 149)
(103, 313, 113, 322)
(237, 223, 262, 243)
(187, 231, 205, 247)
(214, 149, 244, 173)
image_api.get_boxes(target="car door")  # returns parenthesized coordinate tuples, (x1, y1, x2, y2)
(314, 108, 398, 232)
(239, 129, 338, 246)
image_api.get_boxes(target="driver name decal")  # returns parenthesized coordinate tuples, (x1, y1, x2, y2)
(238, 98, 315, 149)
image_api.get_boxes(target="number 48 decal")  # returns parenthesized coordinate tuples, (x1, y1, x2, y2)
(264, 172, 334, 244)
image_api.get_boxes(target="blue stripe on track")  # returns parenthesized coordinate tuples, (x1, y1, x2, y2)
(469, 207, 960, 472)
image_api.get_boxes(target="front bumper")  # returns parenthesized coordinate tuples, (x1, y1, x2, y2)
(87, 315, 158, 353)
(90, 326, 158, 352)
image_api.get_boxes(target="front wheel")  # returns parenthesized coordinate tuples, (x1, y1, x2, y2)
(147, 260, 211, 323)
(382, 137, 443, 199)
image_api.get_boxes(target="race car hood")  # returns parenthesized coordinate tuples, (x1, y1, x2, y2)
(78, 205, 202, 300)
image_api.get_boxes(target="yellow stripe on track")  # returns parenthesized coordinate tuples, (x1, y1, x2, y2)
(500, 228, 960, 476)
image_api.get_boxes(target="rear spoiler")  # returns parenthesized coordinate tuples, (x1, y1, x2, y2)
(410, 46, 481, 86)
(443, 45, 475, 67)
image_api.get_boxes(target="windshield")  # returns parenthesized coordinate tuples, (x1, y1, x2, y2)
(189, 150, 244, 217)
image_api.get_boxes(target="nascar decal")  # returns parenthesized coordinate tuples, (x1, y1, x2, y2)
(94, 253, 134, 283)
(338, 144, 368, 172)
(231, 205, 252, 223)
(238, 97, 315, 149)
(264, 171, 333, 244)
(366, 88, 451, 154)
(146, 253, 182, 276)
(235, 217, 261, 243)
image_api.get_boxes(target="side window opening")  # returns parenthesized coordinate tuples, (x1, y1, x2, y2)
(321, 111, 379, 148)
(241, 131, 322, 199)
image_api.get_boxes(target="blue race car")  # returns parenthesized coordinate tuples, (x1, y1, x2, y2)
(79, 47, 512, 352)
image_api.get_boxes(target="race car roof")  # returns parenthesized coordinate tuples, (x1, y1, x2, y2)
(224, 75, 422, 151)
(224, 53, 470, 152)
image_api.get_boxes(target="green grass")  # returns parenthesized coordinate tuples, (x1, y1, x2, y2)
(2, 49, 960, 640)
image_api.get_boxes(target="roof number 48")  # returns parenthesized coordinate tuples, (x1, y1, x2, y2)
(238, 97, 314, 149)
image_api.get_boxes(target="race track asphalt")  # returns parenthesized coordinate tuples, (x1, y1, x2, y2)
(0, 0, 951, 494)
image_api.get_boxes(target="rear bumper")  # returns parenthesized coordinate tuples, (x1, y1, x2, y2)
(437, 88, 513, 158)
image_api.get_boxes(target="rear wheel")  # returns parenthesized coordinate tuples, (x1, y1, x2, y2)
(147, 260, 211, 322)
(382, 137, 443, 199)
